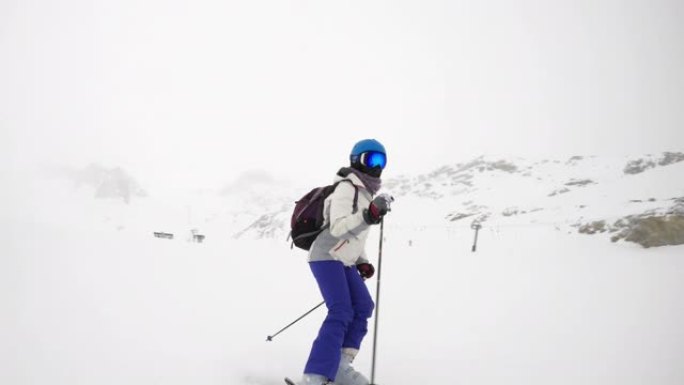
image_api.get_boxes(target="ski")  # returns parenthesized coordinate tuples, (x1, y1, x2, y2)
(284, 377, 341, 385)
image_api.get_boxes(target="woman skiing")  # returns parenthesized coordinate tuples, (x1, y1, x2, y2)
(298, 139, 393, 385)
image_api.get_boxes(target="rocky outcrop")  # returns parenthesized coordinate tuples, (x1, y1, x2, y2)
(576, 198, 684, 248)
(611, 215, 684, 248)
(384, 157, 518, 199)
(624, 152, 684, 175)
(578, 220, 608, 235)
(233, 210, 287, 240)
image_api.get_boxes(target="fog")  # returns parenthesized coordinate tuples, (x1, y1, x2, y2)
(2, 0, 683, 190)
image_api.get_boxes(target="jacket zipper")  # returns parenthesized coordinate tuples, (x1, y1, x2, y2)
(333, 239, 349, 252)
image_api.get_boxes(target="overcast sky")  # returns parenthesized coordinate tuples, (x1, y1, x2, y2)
(1, 0, 683, 190)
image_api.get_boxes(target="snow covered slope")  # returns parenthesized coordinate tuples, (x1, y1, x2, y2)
(229, 153, 684, 248)
(10, 153, 681, 247)
(1, 153, 683, 385)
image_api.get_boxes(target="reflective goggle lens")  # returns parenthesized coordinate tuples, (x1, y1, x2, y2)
(362, 151, 387, 169)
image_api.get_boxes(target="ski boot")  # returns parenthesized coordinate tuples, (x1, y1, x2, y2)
(334, 348, 369, 385)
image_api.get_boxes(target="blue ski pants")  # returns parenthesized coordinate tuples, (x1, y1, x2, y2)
(304, 260, 375, 380)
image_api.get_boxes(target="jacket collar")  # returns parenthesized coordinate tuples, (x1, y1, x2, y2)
(335, 167, 366, 189)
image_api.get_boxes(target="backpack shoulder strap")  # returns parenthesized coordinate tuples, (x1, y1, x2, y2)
(335, 179, 359, 214)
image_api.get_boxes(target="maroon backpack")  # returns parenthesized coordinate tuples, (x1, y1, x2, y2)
(289, 180, 359, 250)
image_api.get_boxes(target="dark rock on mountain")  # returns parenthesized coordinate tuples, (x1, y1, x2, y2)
(624, 152, 684, 175)
(611, 215, 684, 248)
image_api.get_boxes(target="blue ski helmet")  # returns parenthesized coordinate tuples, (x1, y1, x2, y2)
(350, 139, 386, 158)
(349, 139, 387, 176)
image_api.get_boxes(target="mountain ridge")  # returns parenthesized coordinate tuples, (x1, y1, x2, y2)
(20, 153, 683, 248)
(230, 152, 684, 247)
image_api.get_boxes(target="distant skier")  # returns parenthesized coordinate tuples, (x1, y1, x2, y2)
(297, 139, 393, 385)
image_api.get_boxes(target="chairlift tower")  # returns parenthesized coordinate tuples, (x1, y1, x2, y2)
(471, 221, 482, 252)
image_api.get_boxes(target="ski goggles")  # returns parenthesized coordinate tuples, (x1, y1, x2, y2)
(360, 151, 387, 169)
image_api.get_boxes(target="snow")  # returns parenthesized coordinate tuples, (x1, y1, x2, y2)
(2, 159, 684, 385)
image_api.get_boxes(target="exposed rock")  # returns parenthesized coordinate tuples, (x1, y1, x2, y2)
(566, 156, 584, 165)
(624, 152, 684, 175)
(624, 159, 656, 175)
(667, 197, 684, 215)
(233, 211, 286, 239)
(448, 158, 514, 174)
(383, 156, 519, 199)
(658, 152, 684, 167)
(502, 207, 519, 217)
(473, 213, 491, 223)
(565, 179, 595, 187)
(578, 221, 607, 235)
(578, 198, 684, 247)
(548, 187, 570, 197)
(612, 215, 684, 248)
(446, 213, 474, 222)
(488, 160, 518, 173)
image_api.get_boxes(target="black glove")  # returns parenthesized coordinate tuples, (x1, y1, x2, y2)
(357, 263, 375, 279)
(363, 193, 394, 225)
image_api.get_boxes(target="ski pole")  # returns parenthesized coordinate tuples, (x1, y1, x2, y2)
(266, 301, 325, 342)
(370, 218, 385, 385)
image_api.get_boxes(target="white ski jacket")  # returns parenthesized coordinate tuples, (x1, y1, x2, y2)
(308, 171, 374, 267)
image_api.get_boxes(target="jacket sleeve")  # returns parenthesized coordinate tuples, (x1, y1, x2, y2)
(356, 249, 369, 265)
(328, 181, 369, 239)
